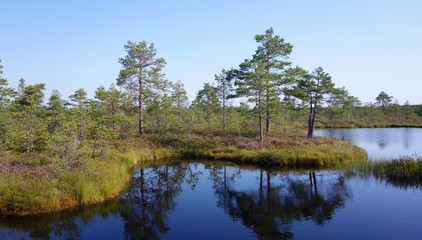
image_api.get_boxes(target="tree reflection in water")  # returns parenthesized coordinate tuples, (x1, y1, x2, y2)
(120, 162, 202, 240)
(208, 165, 351, 240)
(0, 199, 120, 240)
(0, 163, 352, 240)
(0, 162, 203, 240)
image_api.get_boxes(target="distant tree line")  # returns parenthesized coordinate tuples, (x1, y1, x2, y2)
(0, 28, 421, 163)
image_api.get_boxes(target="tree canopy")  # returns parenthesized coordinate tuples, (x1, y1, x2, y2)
(376, 91, 394, 107)
(117, 40, 166, 135)
(0, 29, 420, 164)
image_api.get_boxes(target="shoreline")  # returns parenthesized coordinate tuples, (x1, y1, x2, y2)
(316, 124, 422, 129)
(0, 136, 367, 216)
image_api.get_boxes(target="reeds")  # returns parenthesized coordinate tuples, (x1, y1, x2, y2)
(348, 156, 422, 188)
(372, 157, 422, 187)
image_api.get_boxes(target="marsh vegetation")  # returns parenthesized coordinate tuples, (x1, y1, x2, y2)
(0, 29, 421, 217)
(2, 161, 422, 239)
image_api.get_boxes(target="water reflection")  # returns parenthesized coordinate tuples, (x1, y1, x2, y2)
(207, 164, 351, 239)
(2, 162, 421, 239)
(0, 163, 203, 240)
(402, 128, 412, 149)
(0, 199, 121, 240)
(120, 163, 202, 239)
(315, 128, 422, 159)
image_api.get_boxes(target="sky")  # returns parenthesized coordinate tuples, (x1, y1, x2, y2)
(1, 0, 421, 104)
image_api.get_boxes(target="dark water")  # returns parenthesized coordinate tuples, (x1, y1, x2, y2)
(315, 128, 422, 160)
(1, 161, 422, 240)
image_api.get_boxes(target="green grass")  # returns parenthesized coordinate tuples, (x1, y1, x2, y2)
(8, 133, 422, 216)
(180, 137, 367, 167)
(0, 160, 128, 215)
(349, 157, 422, 188)
(0, 175, 62, 214)
(70, 160, 129, 205)
(0, 135, 366, 216)
(372, 157, 422, 187)
(0, 147, 178, 216)
(120, 148, 175, 166)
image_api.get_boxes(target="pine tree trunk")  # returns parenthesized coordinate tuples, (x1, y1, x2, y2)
(259, 110, 264, 143)
(307, 101, 314, 138)
(312, 103, 317, 136)
(266, 85, 271, 133)
(223, 90, 227, 132)
(138, 70, 144, 136)
(307, 102, 317, 138)
(258, 89, 264, 143)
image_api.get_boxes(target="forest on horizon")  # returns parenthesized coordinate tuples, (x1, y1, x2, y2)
(1, 28, 421, 165)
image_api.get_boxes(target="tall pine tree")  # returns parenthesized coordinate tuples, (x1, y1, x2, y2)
(117, 41, 166, 135)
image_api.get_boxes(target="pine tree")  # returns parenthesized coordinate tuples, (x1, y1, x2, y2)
(117, 40, 166, 135)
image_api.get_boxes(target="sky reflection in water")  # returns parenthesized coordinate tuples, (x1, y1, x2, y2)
(1, 160, 422, 240)
(315, 128, 422, 160)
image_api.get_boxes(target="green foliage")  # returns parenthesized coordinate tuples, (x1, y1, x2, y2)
(69, 88, 88, 110)
(93, 84, 128, 138)
(0, 78, 15, 145)
(47, 89, 67, 133)
(230, 28, 293, 142)
(285, 66, 340, 137)
(172, 79, 189, 108)
(117, 40, 167, 135)
(375, 91, 394, 107)
(5, 82, 50, 154)
(191, 83, 221, 132)
(14, 81, 45, 113)
(0, 32, 421, 215)
(215, 69, 234, 131)
(0, 70, 16, 110)
(5, 118, 50, 153)
(412, 104, 422, 117)
(192, 82, 220, 109)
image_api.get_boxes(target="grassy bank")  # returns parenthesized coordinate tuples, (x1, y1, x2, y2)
(0, 147, 175, 216)
(0, 135, 366, 216)
(180, 136, 367, 167)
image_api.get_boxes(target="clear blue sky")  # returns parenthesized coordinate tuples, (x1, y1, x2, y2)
(1, 0, 421, 104)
